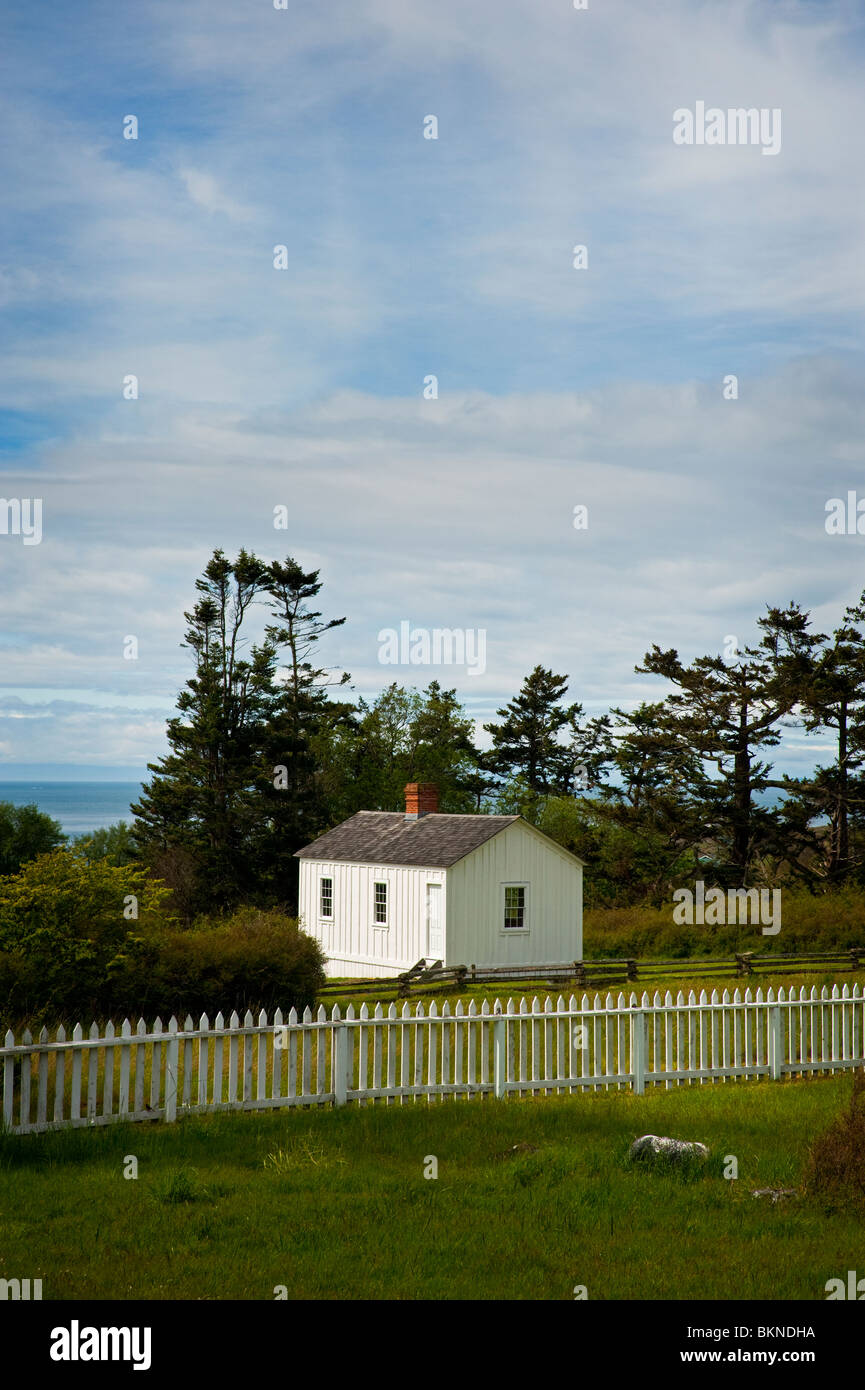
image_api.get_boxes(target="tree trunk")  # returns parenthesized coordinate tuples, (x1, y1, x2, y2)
(832, 699, 849, 879)
(732, 698, 751, 879)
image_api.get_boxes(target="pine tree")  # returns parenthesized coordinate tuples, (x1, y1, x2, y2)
(774, 594, 865, 882)
(131, 550, 348, 914)
(256, 557, 351, 898)
(637, 603, 816, 882)
(483, 666, 581, 811)
(131, 549, 275, 912)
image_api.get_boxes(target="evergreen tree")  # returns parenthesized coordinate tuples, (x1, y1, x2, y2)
(771, 594, 865, 884)
(533, 702, 710, 904)
(636, 604, 816, 883)
(483, 666, 582, 811)
(404, 680, 482, 810)
(255, 558, 351, 899)
(131, 549, 276, 912)
(132, 550, 349, 914)
(591, 701, 713, 888)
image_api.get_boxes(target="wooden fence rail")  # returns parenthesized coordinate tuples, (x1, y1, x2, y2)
(314, 948, 865, 998)
(2, 983, 864, 1136)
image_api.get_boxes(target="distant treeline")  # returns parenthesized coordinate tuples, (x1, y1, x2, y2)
(7, 550, 865, 924)
(120, 551, 865, 914)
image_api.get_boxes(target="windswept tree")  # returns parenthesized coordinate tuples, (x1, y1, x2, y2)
(775, 593, 865, 883)
(256, 558, 352, 896)
(132, 549, 348, 914)
(132, 549, 276, 910)
(636, 603, 817, 883)
(594, 701, 712, 881)
(537, 701, 712, 905)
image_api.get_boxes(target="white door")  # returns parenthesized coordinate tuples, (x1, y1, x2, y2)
(426, 883, 443, 960)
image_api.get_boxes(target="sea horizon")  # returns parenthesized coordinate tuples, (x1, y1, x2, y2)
(0, 781, 145, 837)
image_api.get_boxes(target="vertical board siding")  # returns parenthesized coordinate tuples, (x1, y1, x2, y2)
(1, 984, 863, 1135)
(446, 822, 582, 969)
(299, 822, 583, 979)
(298, 858, 446, 978)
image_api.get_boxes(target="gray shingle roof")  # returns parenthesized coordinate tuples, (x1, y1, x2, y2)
(294, 811, 521, 868)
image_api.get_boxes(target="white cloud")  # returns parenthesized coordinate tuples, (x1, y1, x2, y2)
(0, 358, 861, 766)
(177, 167, 255, 222)
(0, 0, 862, 775)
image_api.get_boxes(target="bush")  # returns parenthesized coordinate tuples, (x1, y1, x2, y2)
(109, 906, 326, 1021)
(803, 1070, 865, 1213)
(0, 854, 324, 1025)
(0, 847, 173, 1021)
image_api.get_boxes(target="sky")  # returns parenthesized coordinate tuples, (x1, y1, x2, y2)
(0, 0, 863, 779)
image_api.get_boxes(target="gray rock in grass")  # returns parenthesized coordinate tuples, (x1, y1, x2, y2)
(629, 1134, 709, 1163)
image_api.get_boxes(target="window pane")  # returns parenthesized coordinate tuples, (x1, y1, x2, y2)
(320, 878, 333, 917)
(503, 885, 525, 929)
(374, 881, 387, 924)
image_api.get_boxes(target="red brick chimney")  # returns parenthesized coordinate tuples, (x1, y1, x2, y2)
(404, 782, 439, 818)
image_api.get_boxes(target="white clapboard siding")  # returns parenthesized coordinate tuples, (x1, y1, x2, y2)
(1, 983, 864, 1135)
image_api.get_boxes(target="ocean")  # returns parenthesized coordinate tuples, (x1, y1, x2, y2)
(0, 782, 145, 838)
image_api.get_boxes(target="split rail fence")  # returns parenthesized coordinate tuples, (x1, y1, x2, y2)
(316, 948, 865, 999)
(2, 983, 864, 1137)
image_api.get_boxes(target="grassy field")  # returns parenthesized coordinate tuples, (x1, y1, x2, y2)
(319, 965, 865, 1018)
(0, 1072, 862, 1300)
(583, 888, 865, 958)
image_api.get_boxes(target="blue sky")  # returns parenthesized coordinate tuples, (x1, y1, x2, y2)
(0, 0, 863, 777)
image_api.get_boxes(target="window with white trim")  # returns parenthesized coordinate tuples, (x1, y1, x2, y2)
(320, 876, 333, 919)
(374, 880, 388, 925)
(503, 884, 528, 931)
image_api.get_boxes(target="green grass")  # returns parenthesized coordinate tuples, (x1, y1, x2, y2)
(584, 888, 865, 957)
(0, 1073, 862, 1300)
(320, 966, 865, 1017)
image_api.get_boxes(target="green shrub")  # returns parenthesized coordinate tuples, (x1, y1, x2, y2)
(110, 906, 326, 1021)
(0, 847, 172, 1021)
(0, 854, 324, 1026)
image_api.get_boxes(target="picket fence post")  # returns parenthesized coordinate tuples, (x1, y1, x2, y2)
(333, 1020, 348, 1107)
(3, 1030, 13, 1129)
(165, 1017, 179, 1123)
(770, 1004, 783, 1081)
(493, 1002, 506, 1100)
(631, 1009, 646, 1095)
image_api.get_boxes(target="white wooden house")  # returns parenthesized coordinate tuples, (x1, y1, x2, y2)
(295, 783, 584, 978)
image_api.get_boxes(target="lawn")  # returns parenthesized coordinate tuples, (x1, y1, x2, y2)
(0, 1072, 862, 1300)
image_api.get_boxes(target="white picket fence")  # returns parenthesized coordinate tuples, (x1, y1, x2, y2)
(2, 983, 864, 1136)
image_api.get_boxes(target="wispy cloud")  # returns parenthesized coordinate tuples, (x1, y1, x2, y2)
(0, 0, 861, 772)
